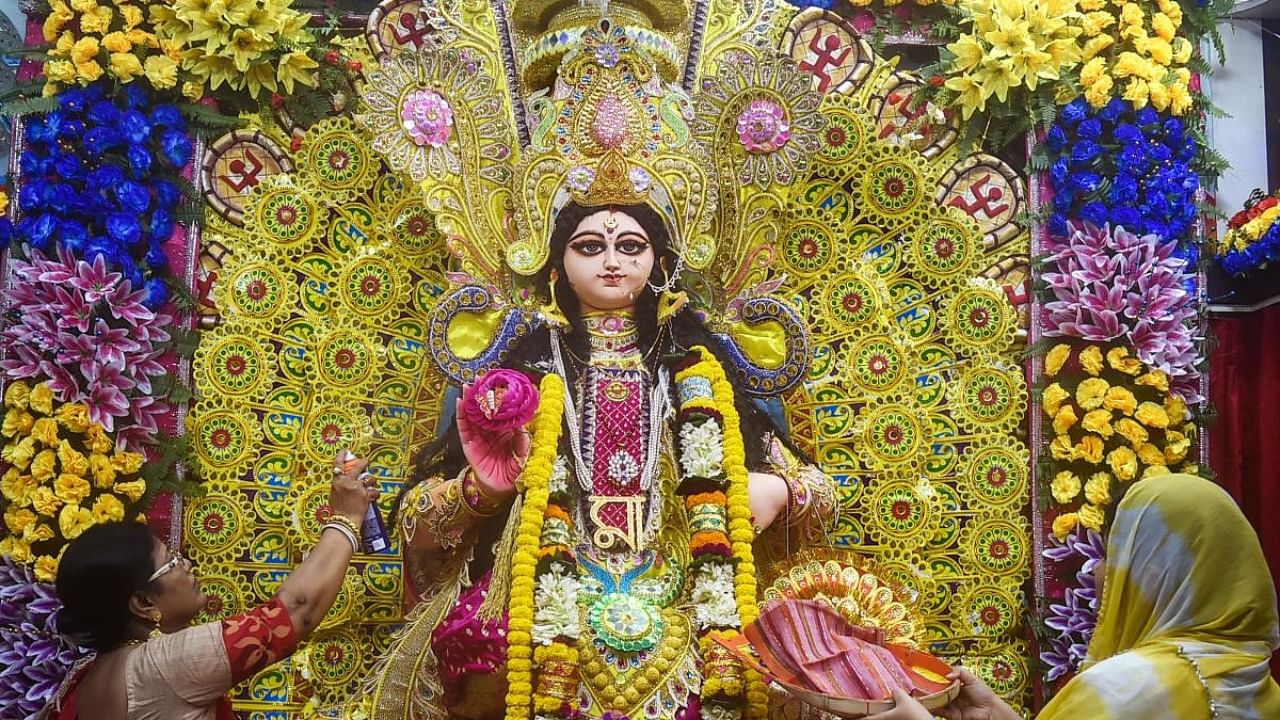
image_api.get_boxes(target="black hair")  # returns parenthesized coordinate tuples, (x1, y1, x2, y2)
(55, 521, 158, 651)
(394, 202, 806, 529)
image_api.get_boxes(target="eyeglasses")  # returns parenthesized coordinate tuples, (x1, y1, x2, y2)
(148, 549, 191, 583)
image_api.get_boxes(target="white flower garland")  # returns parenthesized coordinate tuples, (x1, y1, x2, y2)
(531, 564, 581, 645)
(689, 562, 740, 630)
(679, 418, 724, 478)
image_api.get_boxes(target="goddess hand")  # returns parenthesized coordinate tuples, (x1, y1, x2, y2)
(864, 689, 935, 720)
(747, 472, 789, 533)
(457, 397, 530, 495)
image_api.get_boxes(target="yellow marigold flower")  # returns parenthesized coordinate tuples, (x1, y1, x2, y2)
(1077, 435, 1105, 464)
(33, 555, 60, 583)
(1165, 395, 1187, 423)
(1080, 57, 1107, 88)
(1, 469, 36, 506)
(86, 425, 112, 454)
(1076, 378, 1110, 410)
(1085, 75, 1115, 108)
(182, 80, 204, 101)
(1116, 417, 1149, 447)
(1151, 12, 1175, 40)
(1085, 471, 1112, 505)
(1113, 51, 1146, 78)
(2, 408, 34, 438)
(1142, 464, 1171, 479)
(1082, 11, 1117, 37)
(70, 0, 97, 12)
(1052, 512, 1080, 540)
(144, 55, 179, 90)
(80, 5, 114, 35)
(109, 52, 144, 81)
(89, 453, 116, 488)
(125, 28, 156, 48)
(2, 437, 37, 470)
(1082, 409, 1114, 438)
(42, 12, 70, 44)
(42, 82, 61, 98)
(91, 493, 126, 523)
(4, 506, 36, 536)
(30, 417, 59, 447)
(1051, 471, 1081, 503)
(1108, 445, 1139, 481)
(57, 441, 89, 477)
(4, 538, 32, 564)
(1137, 442, 1164, 466)
(1135, 401, 1170, 429)
(1079, 346, 1104, 376)
(30, 486, 62, 517)
(76, 58, 105, 83)
(120, 4, 144, 28)
(1149, 81, 1170, 112)
(30, 449, 57, 482)
(1050, 435, 1076, 461)
(1164, 430, 1190, 464)
(1079, 0, 1106, 8)
(55, 473, 91, 505)
(1172, 37, 1193, 64)
(1160, 0, 1183, 25)
(1146, 38, 1173, 66)
(58, 503, 94, 540)
(1053, 405, 1079, 435)
(1122, 78, 1150, 108)
(24, 522, 55, 543)
(1043, 382, 1070, 417)
(1106, 347, 1143, 375)
(54, 403, 90, 433)
(29, 384, 54, 416)
(1078, 503, 1106, 531)
(1135, 369, 1169, 393)
(102, 31, 132, 53)
(1169, 82, 1192, 115)
(115, 479, 146, 503)
(1045, 344, 1071, 378)
(159, 38, 182, 61)
(1083, 35, 1116, 61)
(1103, 386, 1138, 415)
(113, 451, 145, 475)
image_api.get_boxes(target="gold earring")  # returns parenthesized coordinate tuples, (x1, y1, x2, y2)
(149, 610, 163, 640)
(540, 269, 570, 329)
(655, 260, 687, 324)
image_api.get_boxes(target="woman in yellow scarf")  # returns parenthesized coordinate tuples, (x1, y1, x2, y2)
(871, 473, 1280, 720)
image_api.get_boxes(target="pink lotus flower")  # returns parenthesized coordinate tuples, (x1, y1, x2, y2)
(1041, 222, 1202, 402)
(1, 249, 174, 449)
(736, 99, 792, 154)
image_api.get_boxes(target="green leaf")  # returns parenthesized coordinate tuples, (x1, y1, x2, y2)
(1, 95, 60, 117)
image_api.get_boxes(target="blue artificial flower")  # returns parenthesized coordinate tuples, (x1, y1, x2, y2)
(123, 260, 144, 289)
(123, 83, 149, 111)
(1174, 242, 1200, 268)
(1149, 142, 1172, 164)
(153, 179, 179, 209)
(1053, 192, 1074, 213)
(1049, 213, 1069, 236)
(1071, 140, 1103, 165)
(150, 207, 175, 240)
(59, 218, 89, 248)
(84, 238, 119, 266)
(1046, 125, 1069, 153)
(143, 277, 170, 309)
(27, 214, 58, 249)
(1142, 219, 1170, 241)
(1178, 136, 1197, 162)
(83, 126, 124, 157)
(89, 100, 122, 127)
(1118, 146, 1148, 177)
(20, 150, 46, 176)
(57, 118, 85, 142)
(1077, 119, 1103, 140)
(1050, 157, 1070, 186)
(150, 104, 184, 129)
(1069, 171, 1103, 194)
(1061, 97, 1089, 126)
(1162, 117, 1184, 144)
(18, 183, 43, 213)
(1222, 252, 1246, 275)
(88, 164, 125, 190)
(1109, 206, 1141, 228)
(121, 110, 151, 145)
(1135, 106, 1159, 127)
(116, 180, 151, 214)
(1143, 190, 1170, 219)
(145, 240, 170, 270)
(1099, 98, 1130, 123)
(160, 129, 194, 167)
(0, 217, 12, 251)
(106, 212, 143, 247)
(126, 144, 153, 176)
(1081, 201, 1108, 225)
(24, 117, 50, 146)
(47, 184, 77, 215)
(1114, 123, 1143, 146)
(53, 152, 81, 181)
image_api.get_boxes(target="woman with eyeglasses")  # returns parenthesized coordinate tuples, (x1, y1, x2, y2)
(41, 451, 378, 720)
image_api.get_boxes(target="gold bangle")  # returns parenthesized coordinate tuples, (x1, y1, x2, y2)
(461, 468, 502, 517)
(326, 512, 364, 545)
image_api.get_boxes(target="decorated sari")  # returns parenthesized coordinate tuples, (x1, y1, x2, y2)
(43, 597, 297, 720)
(1039, 474, 1280, 719)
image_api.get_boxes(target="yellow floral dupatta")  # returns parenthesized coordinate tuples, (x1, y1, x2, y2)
(1041, 474, 1280, 719)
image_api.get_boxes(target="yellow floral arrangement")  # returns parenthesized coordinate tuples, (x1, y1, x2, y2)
(41, 0, 180, 96)
(1076, 0, 1196, 114)
(0, 381, 147, 581)
(148, 0, 320, 100)
(849, 0, 957, 6)
(942, 0, 1084, 120)
(1041, 343, 1196, 539)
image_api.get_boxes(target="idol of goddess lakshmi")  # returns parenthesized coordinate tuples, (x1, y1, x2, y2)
(387, 200, 838, 720)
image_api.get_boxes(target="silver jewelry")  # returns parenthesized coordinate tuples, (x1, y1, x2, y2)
(320, 522, 360, 553)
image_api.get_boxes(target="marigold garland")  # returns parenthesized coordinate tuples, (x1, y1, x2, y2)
(504, 372, 565, 720)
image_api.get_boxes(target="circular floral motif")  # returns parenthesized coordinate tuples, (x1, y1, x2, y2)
(943, 281, 1016, 356)
(298, 120, 379, 203)
(817, 110, 866, 167)
(967, 519, 1028, 576)
(872, 483, 930, 538)
(401, 89, 454, 147)
(971, 649, 1028, 698)
(863, 158, 925, 219)
(193, 572, 248, 625)
(911, 219, 978, 284)
(186, 494, 248, 555)
(389, 199, 444, 256)
(589, 593, 665, 652)
(306, 631, 361, 684)
(247, 180, 321, 251)
(339, 255, 401, 319)
(205, 335, 269, 398)
(823, 276, 879, 330)
(737, 98, 791, 154)
(196, 409, 256, 469)
(225, 262, 286, 321)
(317, 332, 375, 388)
(859, 403, 926, 470)
(954, 365, 1025, 434)
(287, 481, 333, 551)
(963, 586, 1020, 637)
(782, 224, 833, 274)
(960, 443, 1029, 507)
(303, 406, 364, 464)
(848, 335, 908, 393)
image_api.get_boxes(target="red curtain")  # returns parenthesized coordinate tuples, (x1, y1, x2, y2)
(1209, 304, 1280, 676)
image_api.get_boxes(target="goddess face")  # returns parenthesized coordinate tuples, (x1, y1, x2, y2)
(561, 209, 655, 313)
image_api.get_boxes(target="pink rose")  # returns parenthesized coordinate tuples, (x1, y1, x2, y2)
(461, 369, 539, 434)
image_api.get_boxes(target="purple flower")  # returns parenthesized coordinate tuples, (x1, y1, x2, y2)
(0, 558, 86, 718)
(1039, 530, 1104, 683)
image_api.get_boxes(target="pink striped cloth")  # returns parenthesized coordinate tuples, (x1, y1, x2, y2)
(746, 599, 921, 700)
